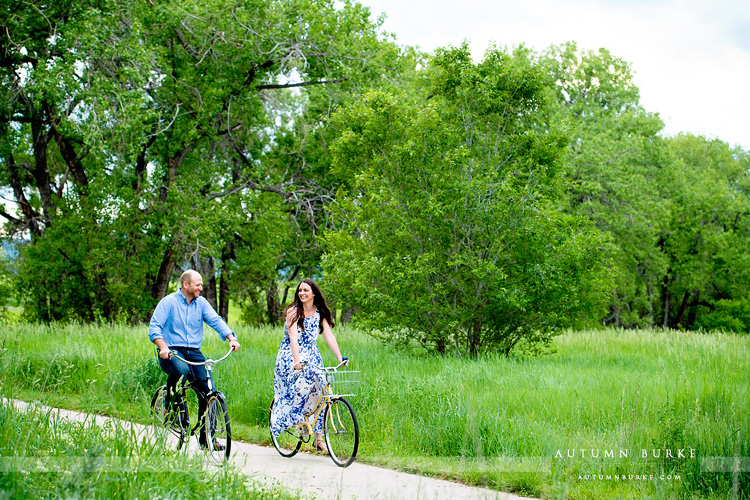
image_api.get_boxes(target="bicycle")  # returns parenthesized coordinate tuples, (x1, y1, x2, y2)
(150, 348, 234, 465)
(270, 358, 360, 467)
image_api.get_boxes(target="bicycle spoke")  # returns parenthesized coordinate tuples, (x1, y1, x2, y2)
(324, 397, 359, 467)
(205, 395, 231, 465)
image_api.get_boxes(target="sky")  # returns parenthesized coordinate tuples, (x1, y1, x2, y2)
(358, 0, 750, 151)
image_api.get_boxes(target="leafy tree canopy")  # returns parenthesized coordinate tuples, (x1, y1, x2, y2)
(322, 44, 614, 355)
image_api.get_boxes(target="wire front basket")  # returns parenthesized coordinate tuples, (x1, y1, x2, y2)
(325, 370, 360, 397)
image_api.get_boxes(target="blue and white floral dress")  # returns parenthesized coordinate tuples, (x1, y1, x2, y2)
(270, 309, 325, 437)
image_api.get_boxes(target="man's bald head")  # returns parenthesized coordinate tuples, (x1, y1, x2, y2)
(181, 269, 201, 286)
(180, 270, 203, 303)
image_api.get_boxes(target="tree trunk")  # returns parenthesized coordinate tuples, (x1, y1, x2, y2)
(330, 303, 337, 324)
(341, 306, 355, 324)
(686, 290, 700, 329)
(44, 102, 89, 191)
(266, 280, 281, 326)
(467, 320, 481, 357)
(218, 239, 236, 321)
(647, 283, 654, 329)
(94, 264, 114, 320)
(281, 266, 301, 307)
(192, 255, 217, 310)
(436, 337, 446, 355)
(674, 290, 691, 328)
(613, 289, 621, 328)
(661, 276, 670, 328)
(151, 246, 176, 300)
(30, 119, 55, 224)
(4, 153, 42, 236)
(219, 272, 230, 321)
(205, 257, 218, 310)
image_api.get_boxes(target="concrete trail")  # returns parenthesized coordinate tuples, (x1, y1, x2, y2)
(7, 399, 531, 500)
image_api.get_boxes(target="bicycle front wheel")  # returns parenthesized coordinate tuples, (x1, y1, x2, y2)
(269, 399, 302, 458)
(205, 395, 231, 464)
(151, 386, 187, 447)
(323, 397, 359, 467)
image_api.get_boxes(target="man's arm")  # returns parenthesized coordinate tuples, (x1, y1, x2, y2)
(153, 338, 171, 359)
(149, 298, 173, 359)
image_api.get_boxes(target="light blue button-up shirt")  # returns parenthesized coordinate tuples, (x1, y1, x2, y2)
(148, 290, 235, 348)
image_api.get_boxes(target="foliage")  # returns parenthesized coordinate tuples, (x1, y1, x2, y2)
(539, 43, 670, 329)
(322, 44, 614, 355)
(540, 43, 750, 331)
(0, 0, 411, 323)
(2, 1, 749, 338)
(1, 323, 748, 500)
(0, 402, 298, 499)
(658, 134, 750, 330)
(695, 299, 750, 333)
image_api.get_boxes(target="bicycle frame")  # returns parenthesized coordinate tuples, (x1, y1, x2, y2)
(152, 347, 235, 465)
(297, 359, 348, 437)
(168, 348, 234, 393)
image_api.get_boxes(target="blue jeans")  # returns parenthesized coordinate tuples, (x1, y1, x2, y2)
(159, 347, 212, 443)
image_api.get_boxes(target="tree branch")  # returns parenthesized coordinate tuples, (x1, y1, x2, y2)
(255, 78, 348, 90)
(4, 152, 40, 223)
(43, 102, 89, 190)
(173, 28, 199, 58)
(0, 115, 41, 123)
(0, 209, 21, 225)
(206, 176, 296, 201)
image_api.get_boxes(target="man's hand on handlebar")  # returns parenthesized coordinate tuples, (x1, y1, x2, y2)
(229, 338, 241, 351)
(159, 347, 172, 360)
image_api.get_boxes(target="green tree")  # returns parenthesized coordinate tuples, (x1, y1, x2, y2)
(540, 43, 671, 328)
(660, 134, 750, 330)
(323, 45, 613, 355)
(539, 43, 750, 331)
(0, 0, 410, 322)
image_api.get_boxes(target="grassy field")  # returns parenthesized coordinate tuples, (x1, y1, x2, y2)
(0, 323, 747, 499)
(0, 400, 299, 499)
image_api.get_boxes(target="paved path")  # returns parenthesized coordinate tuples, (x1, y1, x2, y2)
(7, 399, 531, 500)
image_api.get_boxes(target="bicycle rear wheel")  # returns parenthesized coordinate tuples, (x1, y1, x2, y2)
(269, 399, 302, 458)
(150, 385, 188, 447)
(323, 397, 359, 467)
(205, 394, 231, 464)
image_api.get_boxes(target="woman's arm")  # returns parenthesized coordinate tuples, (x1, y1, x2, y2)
(320, 318, 345, 364)
(287, 312, 303, 370)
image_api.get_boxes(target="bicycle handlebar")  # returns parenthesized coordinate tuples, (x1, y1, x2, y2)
(301, 356, 349, 371)
(168, 348, 234, 366)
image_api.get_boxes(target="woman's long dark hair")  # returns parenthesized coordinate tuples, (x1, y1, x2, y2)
(285, 279, 335, 332)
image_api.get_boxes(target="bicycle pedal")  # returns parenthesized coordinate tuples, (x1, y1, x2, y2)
(295, 422, 309, 437)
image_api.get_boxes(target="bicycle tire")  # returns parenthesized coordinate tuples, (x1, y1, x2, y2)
(323, 397, 359, 467)
(205, 394, 231, 464)
(150, 385, 187, 446)
(269, 399, 302, 458)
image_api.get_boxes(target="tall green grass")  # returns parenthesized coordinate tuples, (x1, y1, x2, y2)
(0, 400, 298, 499)
(1, 324, 747, 499)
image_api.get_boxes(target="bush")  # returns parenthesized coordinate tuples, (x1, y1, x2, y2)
(695, 299, 750, 333)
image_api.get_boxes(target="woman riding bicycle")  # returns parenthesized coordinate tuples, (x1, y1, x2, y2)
(269, 279, 346, 453)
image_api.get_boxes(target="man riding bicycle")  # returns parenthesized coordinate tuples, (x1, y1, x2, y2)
(148, 269, 241, 451)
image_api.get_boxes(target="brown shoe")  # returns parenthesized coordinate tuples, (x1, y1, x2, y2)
(313, 438, 328, 454)
(200, 439, 226, 452)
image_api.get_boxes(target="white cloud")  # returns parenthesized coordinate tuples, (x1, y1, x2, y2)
(362, 0, 750, 149)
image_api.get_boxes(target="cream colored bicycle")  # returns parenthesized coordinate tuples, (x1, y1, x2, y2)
(270, 358, 360, 467)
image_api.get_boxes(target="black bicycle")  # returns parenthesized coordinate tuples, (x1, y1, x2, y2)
(150, 348, 233, 465)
